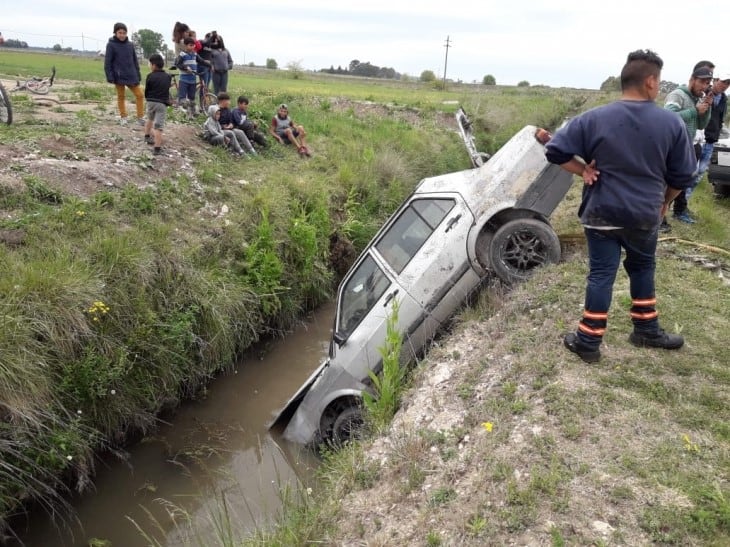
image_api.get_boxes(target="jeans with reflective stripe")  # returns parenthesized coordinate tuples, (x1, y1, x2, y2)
(577, 227, 659, 348)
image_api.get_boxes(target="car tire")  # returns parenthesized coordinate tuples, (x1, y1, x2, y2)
(488, 218, 561, 284)
(332, 406, 365, 445)
(319, 397, 365, 447)
(712, 183, 730, 198)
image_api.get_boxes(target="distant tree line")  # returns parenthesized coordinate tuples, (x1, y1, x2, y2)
(601, 75, 678, 93)
(321, 59, 400, 80)
(0, 38, 29, 48)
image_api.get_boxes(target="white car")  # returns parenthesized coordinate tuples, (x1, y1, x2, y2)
(707, 127, 730, 197)
(272, 112, 573, 445)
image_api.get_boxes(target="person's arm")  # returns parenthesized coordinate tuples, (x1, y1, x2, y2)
(133, 45, 141, 82)
(104, 44, 114, 82)
(660, 187, 683, 217)
(697, 102, 712, 130)
(196, 54, 210, 67)
(227, 51, 233, 70)
(558, 158, 599, 186)
(270, 118, 283, 142)
(665, 90, 701, 126)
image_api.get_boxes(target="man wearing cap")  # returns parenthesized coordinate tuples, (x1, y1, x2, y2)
(663, 64, 714, 224)
(693, 71, 730, 198)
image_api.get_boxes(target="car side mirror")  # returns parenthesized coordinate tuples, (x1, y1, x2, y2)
(333, 331, 347, 346)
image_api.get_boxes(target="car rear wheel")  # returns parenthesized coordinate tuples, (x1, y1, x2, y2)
(487, 218, 561, 284)
(712, 183, 730, 197)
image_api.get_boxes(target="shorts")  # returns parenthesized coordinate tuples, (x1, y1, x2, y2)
(278, 128, 300, 144)
(146, 101, 167, 130)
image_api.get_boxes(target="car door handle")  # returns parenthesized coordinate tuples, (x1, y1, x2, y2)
(445, 213, 462, 233)
(383, 288, 399, 307)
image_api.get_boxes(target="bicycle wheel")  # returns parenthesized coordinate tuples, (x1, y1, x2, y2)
(199, 92, 217, 113)
(27, 80, 50, 95)
(0, 83, 12, 125)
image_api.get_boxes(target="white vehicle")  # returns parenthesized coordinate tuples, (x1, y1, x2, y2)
(707, 127, 730, 197)
(272, 111, 573, 445)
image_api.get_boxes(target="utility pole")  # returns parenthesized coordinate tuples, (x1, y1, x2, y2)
(443, 36, 452, 89)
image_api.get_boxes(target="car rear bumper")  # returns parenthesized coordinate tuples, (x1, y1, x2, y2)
(709, 145, 730, 187)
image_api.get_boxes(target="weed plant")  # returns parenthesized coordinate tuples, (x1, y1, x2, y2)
(363, 300, 405, 431)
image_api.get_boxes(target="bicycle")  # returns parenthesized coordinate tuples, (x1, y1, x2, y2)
(0, 80, 12, 125)
(169, 67, 217, 117)
(10, 66, 56, 95)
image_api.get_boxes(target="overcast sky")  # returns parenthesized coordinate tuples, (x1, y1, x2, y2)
(2, 0, 728, 89)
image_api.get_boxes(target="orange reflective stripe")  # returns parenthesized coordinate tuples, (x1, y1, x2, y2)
(632, 298, 657, 307)
(578, 323, 606, 336)
(630, 311, 658, 320)
(583, 310, 608, 320)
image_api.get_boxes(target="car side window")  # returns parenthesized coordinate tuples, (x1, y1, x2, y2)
(375, 198, 455, 274)
(337, 254, 391, 337)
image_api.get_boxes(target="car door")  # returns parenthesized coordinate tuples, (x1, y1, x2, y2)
(374, 194, 477, 325)
(331, 252, 425, 382)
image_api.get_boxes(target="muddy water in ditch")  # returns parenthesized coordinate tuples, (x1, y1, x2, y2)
(15, 302, 334, 547)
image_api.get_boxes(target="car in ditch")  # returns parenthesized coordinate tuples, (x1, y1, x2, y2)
(271, 110, 573, 446)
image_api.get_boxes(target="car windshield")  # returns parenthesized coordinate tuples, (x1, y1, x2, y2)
(337, 254, 391, 337)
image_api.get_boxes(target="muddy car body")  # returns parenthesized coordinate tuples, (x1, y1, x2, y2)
(272, 120, 573, 446)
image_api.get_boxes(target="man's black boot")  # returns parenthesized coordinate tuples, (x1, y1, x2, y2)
(629, 329, 684, 350)
(564, 332, 601, 363)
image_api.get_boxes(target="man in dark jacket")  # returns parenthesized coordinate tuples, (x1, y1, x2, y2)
(104, 22, 144, 126)
(544, 49, 695, 363)
(693, 72, 730, 199)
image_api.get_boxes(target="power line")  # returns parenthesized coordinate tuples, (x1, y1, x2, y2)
(1, 28, 104, 46)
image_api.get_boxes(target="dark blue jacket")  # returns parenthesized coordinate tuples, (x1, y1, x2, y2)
(704, 93, 727, 143)
(545, 100, 695, 230)
(104, 36, 141, 85)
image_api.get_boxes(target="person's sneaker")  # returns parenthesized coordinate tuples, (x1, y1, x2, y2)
(136, 118, 145, 126)
(118, 117, 128, 126)
(144, 135, 154, 145)
(302, 146, 312, 157)
(563, 332, 601, 363)
(658, 219, 672, 233)
(153, 147, 162, 156)
(629, 329, 684, 350)
(673, 211, 696, 224)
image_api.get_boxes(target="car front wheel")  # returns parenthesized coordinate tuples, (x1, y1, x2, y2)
(487, 218, 561, 284)
(320, 397, 365, 447)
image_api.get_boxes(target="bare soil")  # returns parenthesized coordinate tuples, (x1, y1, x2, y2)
(0, 82, 205, 203)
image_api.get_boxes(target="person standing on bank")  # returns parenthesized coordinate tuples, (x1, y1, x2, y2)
(143, 53, 172, 156)
(172, 21, 189, 55)
(209, 33, 233, 94)
(693, 71, 730, 199)
(104, 22, 144, 126)
(663, 64, 714, 224)
(544, 49, 696, 363)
